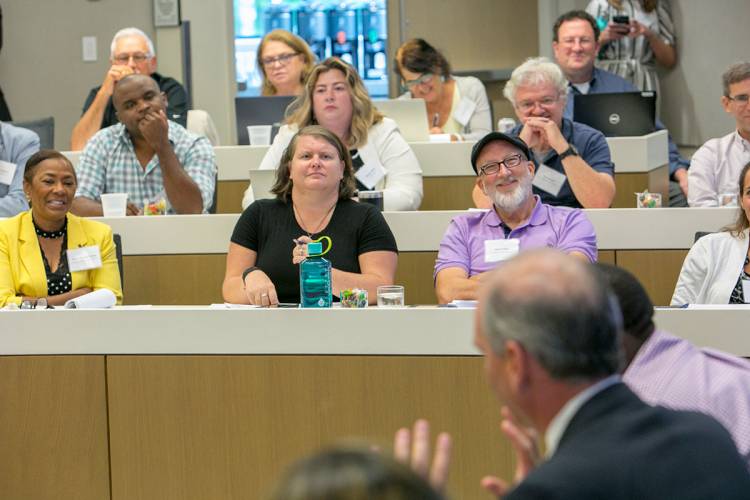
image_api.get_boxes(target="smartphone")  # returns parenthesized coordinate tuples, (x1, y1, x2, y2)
(612, 15, 630, 24)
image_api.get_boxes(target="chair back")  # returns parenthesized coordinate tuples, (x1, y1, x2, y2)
(12, 117, 54, 149)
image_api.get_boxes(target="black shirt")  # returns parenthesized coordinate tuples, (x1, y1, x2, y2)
(231, 198, 398, 303)
(81, 72, 188, 129)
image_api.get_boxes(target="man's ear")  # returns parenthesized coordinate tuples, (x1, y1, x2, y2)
(160, 91, 167, 107)
(721, 95, 732, 114)
(504, 339, 531, 393)
(475, 176, 486, 193)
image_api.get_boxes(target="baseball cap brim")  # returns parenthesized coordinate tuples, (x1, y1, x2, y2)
(471, 132, 532, 174)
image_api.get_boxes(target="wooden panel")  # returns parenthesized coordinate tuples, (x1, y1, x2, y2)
(123, 254, 226, 305)
(616, 249, 689, 306)
(598, 250, 615, 264)
(217, 180, 247, 214)
(396, 252, 439, 304)
(0, 356, 110, 500)
(613, 165, 669, 208)
(107, 355, 513, 500)
(421, 176, 476, 211)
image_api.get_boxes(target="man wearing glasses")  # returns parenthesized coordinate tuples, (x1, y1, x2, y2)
(70, 27, 188, 150)
(434, 131, 596, 304)
(552, 10, 690, 206)
(688, 62, 750, 207)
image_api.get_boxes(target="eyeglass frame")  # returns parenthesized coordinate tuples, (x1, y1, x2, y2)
(112, 52, 152, 64)
(516, 94, 562, 113)
(477, 153, 529, 176)
(261, 52, 300, 67)
(726, 93, 750, 106)
(401, 72, 435, 91)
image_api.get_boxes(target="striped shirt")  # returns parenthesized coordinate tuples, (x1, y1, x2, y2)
(624, 329, 750, 466)
(76, 121, 216, 213)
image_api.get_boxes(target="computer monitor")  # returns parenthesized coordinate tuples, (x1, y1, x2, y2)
(373, 98, 430, 142)
(235, 96, 296, 145)
(573, 91, 656, 137)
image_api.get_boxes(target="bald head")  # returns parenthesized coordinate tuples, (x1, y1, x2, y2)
(112, 74, 160, 108)
(479, 249, 623, 382)
(112, 74, 166, 136)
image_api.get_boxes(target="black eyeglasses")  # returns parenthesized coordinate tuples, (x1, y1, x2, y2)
(261, 52, 299, 67)
(478, 154, 526, 176)
(726, 94, 750, 105)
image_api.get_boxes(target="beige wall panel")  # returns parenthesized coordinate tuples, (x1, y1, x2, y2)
(0, 356, 110, 500)
(616, 250, 689, 306)
(107, 355, 512, 500)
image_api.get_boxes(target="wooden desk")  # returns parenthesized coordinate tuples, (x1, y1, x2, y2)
(98, 208, 733, 306)
(1, 306, 748, 500)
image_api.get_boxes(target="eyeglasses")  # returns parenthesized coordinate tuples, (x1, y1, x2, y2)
(113, 52, 151, 64)
(727, 94, 750, 106)
(516, 95, 560, 113)
(478, 154, 526, 176)
(262, 52, 299, 67)
(402, 72, 434, 90)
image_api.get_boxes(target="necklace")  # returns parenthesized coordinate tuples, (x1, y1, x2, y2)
(33, 217, 67, 239)
(292, 200, 336, 237)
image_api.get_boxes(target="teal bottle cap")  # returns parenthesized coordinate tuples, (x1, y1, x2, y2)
(307, 241, 323, 256)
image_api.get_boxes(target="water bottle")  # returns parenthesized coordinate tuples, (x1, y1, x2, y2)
(299, 241, 332, 308)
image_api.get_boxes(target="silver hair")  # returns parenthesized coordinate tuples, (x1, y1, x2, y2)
(480, 252, 624, 383)
(722, 61, 750, 97)
(110, 27, 155, 58)
(503, 57, 569, 107)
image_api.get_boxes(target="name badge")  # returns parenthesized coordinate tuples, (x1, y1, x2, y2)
(484, 239, 520, 263)
(452, 97, 477, 127)
(355, 160, 386, 190)
(0, 160, 17, 185)
(743, 279, 750, 304)
(532, 164, 566, 197)
(67, 246, 102, 272)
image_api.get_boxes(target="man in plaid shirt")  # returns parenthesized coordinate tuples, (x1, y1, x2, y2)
(72, 74, 215, 215)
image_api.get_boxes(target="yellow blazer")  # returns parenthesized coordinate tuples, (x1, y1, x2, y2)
(0, 210, 123, 307)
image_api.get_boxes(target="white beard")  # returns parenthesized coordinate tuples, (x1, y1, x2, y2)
(485, 172, 533, 212)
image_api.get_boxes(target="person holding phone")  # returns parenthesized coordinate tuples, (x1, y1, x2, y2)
(586, 0, 677, 94)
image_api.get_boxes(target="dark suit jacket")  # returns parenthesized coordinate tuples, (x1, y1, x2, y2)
(506, 383, 750, 500)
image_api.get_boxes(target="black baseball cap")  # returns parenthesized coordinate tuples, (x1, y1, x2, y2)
(470, 132, 531, 174)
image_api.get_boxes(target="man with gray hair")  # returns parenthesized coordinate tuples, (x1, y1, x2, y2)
(688, 61, 750, 206)
(434, 132, 596, 304)
(470, 249, 750, 498)
(474, 57, 614, 209)
(70, 27, 188, 150)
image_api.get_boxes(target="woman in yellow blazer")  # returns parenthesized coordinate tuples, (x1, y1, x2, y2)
(0, 150, 122, 307)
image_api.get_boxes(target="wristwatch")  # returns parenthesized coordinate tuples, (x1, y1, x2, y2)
(558, 144, 579, 161)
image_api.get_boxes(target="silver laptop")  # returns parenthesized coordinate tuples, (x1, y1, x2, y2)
(373, 99, 430, 142)
(247, 169, 278, 201)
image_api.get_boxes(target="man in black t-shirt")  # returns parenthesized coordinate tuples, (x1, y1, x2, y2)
(70, 27, 188, 150)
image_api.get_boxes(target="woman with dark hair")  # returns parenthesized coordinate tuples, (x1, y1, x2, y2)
(0, 150, 122, 307)
(672, 162, 750, 305)
(224, 126, 397, 306)
(257, 29, 316, 97)
(242, 57, 423, 211)
(272, 447, 445, 500)
(395, 38, 491, 142)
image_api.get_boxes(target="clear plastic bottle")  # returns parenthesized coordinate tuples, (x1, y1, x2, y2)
(299, 241, 332, 308)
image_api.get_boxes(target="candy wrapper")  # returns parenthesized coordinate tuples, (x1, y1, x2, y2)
(635, 190, 662, 209)
(144, 197, 167, 216)
(340, 288, 368, 308)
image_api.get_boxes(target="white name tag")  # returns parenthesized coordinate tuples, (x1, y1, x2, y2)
(355, 160, 386, 190)
(743, 279, 750, 304)
(0, 160, 17, 185)
(67, 245, 102, 272)
(453, 97, 476, 127)
(484, 238, 520, 263)
(532, 164, 566, 197)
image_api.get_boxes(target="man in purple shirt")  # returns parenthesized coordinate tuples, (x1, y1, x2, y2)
(595, 263, 750, 466)
(434, 132, 597, 304)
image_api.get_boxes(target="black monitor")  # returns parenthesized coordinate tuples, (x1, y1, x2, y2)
(234, 95, 296, 145)
(573, 91, 656, 137)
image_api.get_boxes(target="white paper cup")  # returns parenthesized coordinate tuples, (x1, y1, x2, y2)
(101, 193, 128, 217)
(247, 125, 272, 146)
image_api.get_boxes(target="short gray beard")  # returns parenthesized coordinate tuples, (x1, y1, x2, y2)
(485, 173, 532, 212)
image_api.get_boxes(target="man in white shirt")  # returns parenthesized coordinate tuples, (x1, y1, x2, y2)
(689, 62, 750, 206)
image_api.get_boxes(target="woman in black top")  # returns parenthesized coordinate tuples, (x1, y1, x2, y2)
(223, 125, 398, 306)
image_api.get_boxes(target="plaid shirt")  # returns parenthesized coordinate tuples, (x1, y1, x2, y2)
(76, 121, 216, 213)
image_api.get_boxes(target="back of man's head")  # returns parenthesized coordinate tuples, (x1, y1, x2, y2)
(480, 249, 623, 382)
(552, 10, 600, 42)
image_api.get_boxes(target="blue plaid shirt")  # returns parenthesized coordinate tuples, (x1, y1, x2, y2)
(76, 121, 216, 213)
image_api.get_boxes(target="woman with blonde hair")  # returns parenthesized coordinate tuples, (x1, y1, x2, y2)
(258, 29, 316, 96)
(243, 57, 423, 211)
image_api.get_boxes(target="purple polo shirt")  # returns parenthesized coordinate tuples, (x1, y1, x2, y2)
(624, 329, 750, 466)
(434, 196, 597, 279)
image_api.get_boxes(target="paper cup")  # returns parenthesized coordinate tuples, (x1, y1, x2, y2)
(101, 193, 128, 217)
(247, 125, 272, 146)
